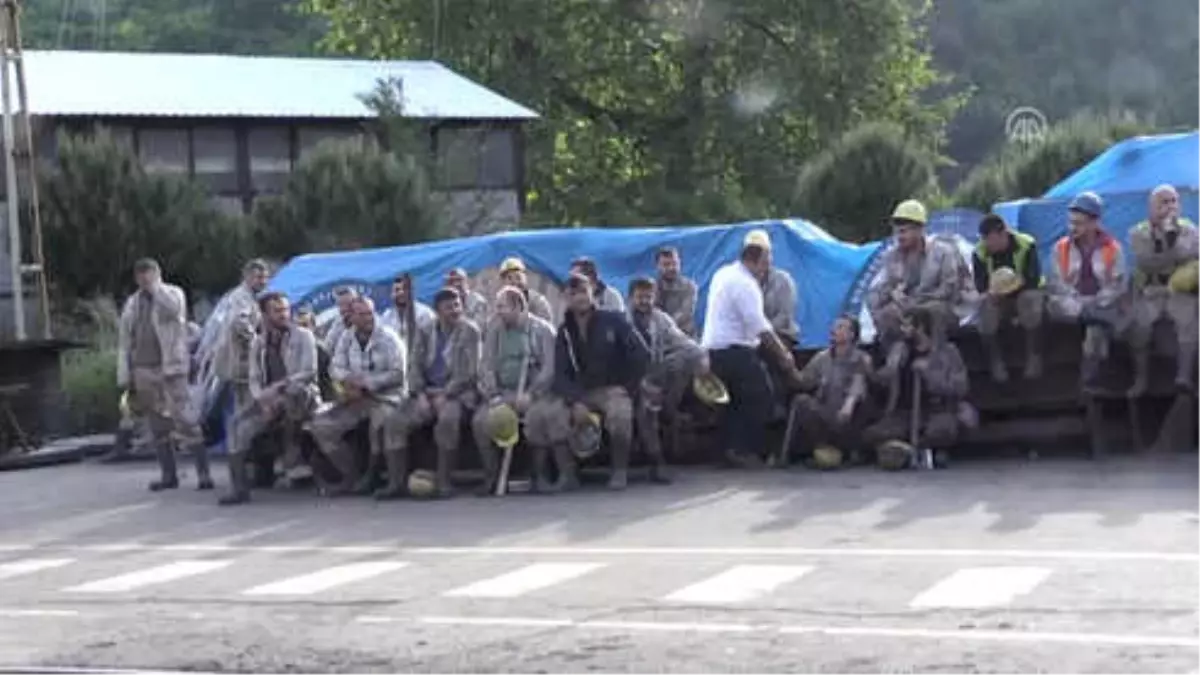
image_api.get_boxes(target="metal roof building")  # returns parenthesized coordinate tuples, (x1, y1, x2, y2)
(18, 50, 538, 229)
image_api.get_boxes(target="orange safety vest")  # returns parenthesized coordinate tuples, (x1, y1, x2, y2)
(1054, 236, 1119, 283)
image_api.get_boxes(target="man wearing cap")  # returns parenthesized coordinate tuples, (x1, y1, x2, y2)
(445, 267, 489, 326)
(1046, 191, 1128, 389)
(972, 214, 1045, 382)
(309, 296, 407, 496)
(473, 286, 558, 494)
(627, 276, 709, 483)
(1127, 184, 1198, 395)
(545, 273, 648, 490)
(867, 199, 963, 412)
(380, 273, 436, 356)
(702, 231, 802, 467)
(499, 257, 554, 323)
(394, 287, 483, 498)
(570, 257, 625, 312)
(786, 315, 875, 465)
(862, 307, 969, 467)
(654, 247, 699, 336)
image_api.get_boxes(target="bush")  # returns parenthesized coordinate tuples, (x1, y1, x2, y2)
(40, 130, 248, 302)
(56, 297, 121, 434)
(792, 123, 940, 242)
(252, 138, 443, 258)
(953, 113, 1152, 210)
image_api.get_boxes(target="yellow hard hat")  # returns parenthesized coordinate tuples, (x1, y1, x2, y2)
(743, 229, 772, 251)
(988, 266, 1023, 296)
(499, 257, 526, 274)
(1169, 260, 1199, 294)
(487, 403, 520, 450)
(891, 199, 928, 226)
(876, 440, 914, 471)
(812, 445, 843, 470)
(692, 373, 730, 406)
(407, 469, 437, 498)
(570, 412, 603, 460)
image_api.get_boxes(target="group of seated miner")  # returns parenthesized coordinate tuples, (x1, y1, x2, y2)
(113, 184, 1197, 504)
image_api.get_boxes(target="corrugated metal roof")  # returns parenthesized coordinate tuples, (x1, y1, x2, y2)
(14, 50, 539, 121)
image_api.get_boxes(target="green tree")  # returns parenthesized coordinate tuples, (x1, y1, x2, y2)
(792, 123, 940, 242)
(40, 131, 247, 301)
(304, 0, 962, 226)
(251, 137, 442, 258)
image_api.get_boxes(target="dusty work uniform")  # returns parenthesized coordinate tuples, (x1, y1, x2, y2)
(473, 314, 557, 488)
(1046, 232, 1127, 373)
(973, 231, 1045, 334)
(547, 309, 649, 486)
(628, 306, 705, 469)
(215, 283, 262, 438)
(1127, 218, 1199, 389)
(309, 324, 406, 490)
(117, 284, 208, 484)
(761, 267, 800, 346)
(863, 338, 969, 453)
(460, 290, 489, 326)
(593, 281, 626, 313)
(524, 288, 554, 324)
(380, 301, 436, 351)
(400, 318, 483, 494)
(868, 237, 963, 352)
(789, 346, 875, 459)
(231, 326, 319, 468)
(655, 275, 699, 336)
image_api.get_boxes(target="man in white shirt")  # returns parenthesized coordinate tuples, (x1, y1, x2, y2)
(701, 230, 801, 467)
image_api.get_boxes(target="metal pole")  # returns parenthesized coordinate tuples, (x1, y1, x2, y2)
(0, 7, 23, 340)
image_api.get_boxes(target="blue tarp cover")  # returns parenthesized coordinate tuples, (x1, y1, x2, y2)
(1044, 131, 1200, 198)
(269, 219, 882, 350)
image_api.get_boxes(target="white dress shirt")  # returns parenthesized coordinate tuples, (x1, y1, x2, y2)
(701, 261, 774, 350)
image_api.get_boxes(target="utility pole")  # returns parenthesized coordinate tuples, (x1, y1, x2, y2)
(0, 0, 49, 340)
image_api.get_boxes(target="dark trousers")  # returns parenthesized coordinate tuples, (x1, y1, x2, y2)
(710, 345, 773, 458)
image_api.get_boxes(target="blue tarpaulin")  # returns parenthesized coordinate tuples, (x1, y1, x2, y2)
(268, 219, 882, 350)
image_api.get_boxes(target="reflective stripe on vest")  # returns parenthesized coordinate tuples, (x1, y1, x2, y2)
(975, 231, 1043, 287)
(1055, 237, 1118, 283)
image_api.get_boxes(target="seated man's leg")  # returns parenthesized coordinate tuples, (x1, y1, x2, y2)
(786, 393, 827, 462)
(309, 400, 370, 493)
(470, 403, 501, 494)
(1168, 292, 1199, 391)
(432, 399, 467, 496)
(921, 411, 960, 460)
(862, 411, 908, 453)
(525, 397, 575, 492)
(219, 404, 272, 505)
(1016, 289, 1046, 379)
(280, 385, 318, 481)
(589, 386, 634, 490)
(978, 294, 1009, 382)
(373, 398, 426, 499)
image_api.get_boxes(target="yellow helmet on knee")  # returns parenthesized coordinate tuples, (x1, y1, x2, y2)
(487, 404, 520, 450)
(988, 267, 1022, 296)
(876, 440, 915, 471)
(407, 469, 437, 498)
(1169, 260, 1199, 294)
(693, 373, 730, 406)
(812, 445, 843, 470)
(570, 412, 603, 460)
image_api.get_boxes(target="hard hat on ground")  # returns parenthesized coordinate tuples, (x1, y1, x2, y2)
(743, 229, 772, 251)
(499, 257, 526, 274)
(812, 445, 843, 470)
(891, 199, 928, 226)
(988, 266, 1023, 296)
(1068, 192, 1104, 218)
(876, 440, 914, 471)
(407, 469, 437, 498)
(1169, 260, 1199, 294)
(693, 373, 730, 405)
(487, 403, 520, 450)
(570, 412, 603, 460)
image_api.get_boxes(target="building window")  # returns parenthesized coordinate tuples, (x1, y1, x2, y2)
(297, 126, 361, 160)
(98, 125, 133, 150)
(436, 126, 516, 190)
(193, 127, 238, 192)
(138, 128, 189, 175)
(248, 127, 291, 193)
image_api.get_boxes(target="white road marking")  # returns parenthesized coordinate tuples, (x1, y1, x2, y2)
(64, 560, 232, 593)
(242, 561, 408, 596)
(0, 608, 80, 617)
(909, 566, 1052, 609)
(189, 520, 302, 548)
(443, 562, 605, 599)
(582, 620, 755, 633)
(665, 564, 812, 604)
(0, 558, 74, 580)
(417, 616, 573, 628)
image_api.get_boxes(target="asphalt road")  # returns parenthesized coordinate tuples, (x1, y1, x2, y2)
(0, 454, 1196, 674)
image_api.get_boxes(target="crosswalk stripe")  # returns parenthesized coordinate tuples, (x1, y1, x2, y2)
(909, 566, 1052, 609)
(64, 560, 232, 593)
(242, 561, 409, 596)
(664, 564, 813, 604)
(0, 558, 74, 581)
(443, 562, 605, 599)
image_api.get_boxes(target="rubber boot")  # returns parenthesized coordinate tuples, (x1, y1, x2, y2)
(374, 448, 408, 500)
(984, 337, 1009, 383)
(148, 441, 179, 492)
(1080, 355, 1102, 394)
(434, 443, 457, 499)
(353, 452, 380, 496)
(531, 445, 554, 493)
(1127, 347, 1150, 399)
(218, 453, 251, 506)
(192, 442, 214, 491)
(607, 437, 630, 491)
(551, 443, 580, 492)
(1175, 345, 1197, 395)
(1023, 329, 1044, 380)
(323, 445, 359, 497)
